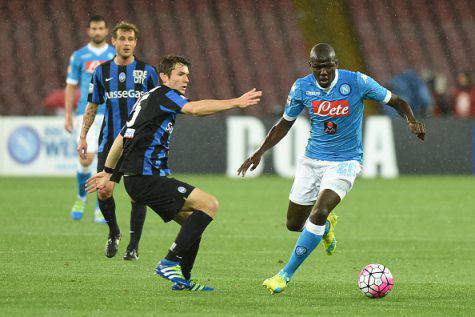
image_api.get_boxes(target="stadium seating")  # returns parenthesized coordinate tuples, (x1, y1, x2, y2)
(0, 0, 307, 116)
(347, 0, 474, 86)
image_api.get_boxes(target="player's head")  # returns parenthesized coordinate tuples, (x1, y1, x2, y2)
(309, 43, 339, 88)
(87, 15, 108, 45)
(111, 21, 139, 59)
(158, 55, 191, 94)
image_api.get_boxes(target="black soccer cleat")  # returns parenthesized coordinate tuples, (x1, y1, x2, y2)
(123, 248, 139, 261)
(105, 233, 121, 258)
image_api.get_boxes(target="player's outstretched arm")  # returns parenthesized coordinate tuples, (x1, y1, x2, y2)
(182, 88, 262, 116)
(64, 83, 77, 133)
(86, 134, 124, 193)
(237, 118, 294, 177)
(387, 95, 426, 141)
(77, 102, 99, 159)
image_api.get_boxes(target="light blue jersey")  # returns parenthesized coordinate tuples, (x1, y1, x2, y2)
(66, 43, 115, 115)
(284, 69, 392, 163)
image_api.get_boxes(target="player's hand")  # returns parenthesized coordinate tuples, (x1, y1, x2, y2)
(86, 171, 111, 193)
(64, 115, 73, 134)
(237, 150, 262, 177)
(77, 137, 88, 160)
(236, 88, 262, 108)
(408, 121, 426, 141)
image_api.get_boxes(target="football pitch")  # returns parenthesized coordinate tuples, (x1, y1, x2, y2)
(1, 175, 473, 316)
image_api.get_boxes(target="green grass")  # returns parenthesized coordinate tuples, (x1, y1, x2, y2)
(0, 175, 474, 316)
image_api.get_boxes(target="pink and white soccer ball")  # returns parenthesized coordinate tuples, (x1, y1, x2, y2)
(358, 264, 393, 298)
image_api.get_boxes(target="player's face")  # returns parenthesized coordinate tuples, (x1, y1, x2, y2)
(161, 64, 190, 94)
(310, 58, 338, 88)
(112, 30, 137, 59)
(87, 21, 108, 45)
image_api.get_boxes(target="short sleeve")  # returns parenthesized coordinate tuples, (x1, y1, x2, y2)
(161, 89, 189, 113)
(66, 52, 80, 85)
(283, 80, 304, 121)
(87, 67, 105, 104)
(146, 65, 159, 90)
(356, 72, 392, 104)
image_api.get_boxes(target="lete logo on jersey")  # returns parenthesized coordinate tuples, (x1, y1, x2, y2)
(311, 100, 349, 117)
(85, 60, 106, 73)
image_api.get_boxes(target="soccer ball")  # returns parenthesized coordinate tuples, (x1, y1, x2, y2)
(358, 263, 393, 298)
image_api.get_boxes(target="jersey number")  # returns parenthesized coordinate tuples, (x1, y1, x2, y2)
(126, 93, 150, 127)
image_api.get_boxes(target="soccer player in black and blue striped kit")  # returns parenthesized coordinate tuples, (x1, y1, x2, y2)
(78, 21, 158, 260)
(86, 55, 261, 291)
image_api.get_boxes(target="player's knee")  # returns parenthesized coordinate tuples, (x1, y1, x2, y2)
(310, 207, 330, 225)
(206, 196, 219, 217)
(286, 220, 304, 232)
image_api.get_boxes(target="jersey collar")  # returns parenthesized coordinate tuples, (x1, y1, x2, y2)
(313, 69, 339, 93)
(87, 43, 110, 56)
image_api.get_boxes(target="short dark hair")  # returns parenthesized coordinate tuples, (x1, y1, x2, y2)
(158, 55, 191, 84)
(88, 15, 107, 28)
(112, 21, 140, 39)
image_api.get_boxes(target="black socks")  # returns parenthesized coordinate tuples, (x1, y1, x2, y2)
(165, 211, 213, 263)
(98, 197, 120, 236)
(181, 237, 201, 280)
(128, 202, 147, 251)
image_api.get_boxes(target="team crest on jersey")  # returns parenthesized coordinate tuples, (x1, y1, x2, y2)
(339, 84, 351, 95)
(119, 72, 126, 82)
(133, 70, 148, 84)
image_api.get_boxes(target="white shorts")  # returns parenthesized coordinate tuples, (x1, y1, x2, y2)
(289, 156, 362, 205)
(74, 114, 104, 154)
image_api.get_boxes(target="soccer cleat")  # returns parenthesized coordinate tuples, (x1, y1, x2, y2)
(105, 234, 121, 258)
(155, 260, 189, 287)
(94, 209, 106, 224)
(123, 248, 139, 261)
(262, 271, 290, 294)
(322, 213, 338, 255)
(71, 199, 85, 220)
(172, 280, 214, 291)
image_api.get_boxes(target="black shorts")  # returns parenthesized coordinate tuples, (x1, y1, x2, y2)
(123, 175, 195, 223)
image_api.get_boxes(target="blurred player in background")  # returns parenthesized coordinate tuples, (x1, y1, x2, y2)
(238, 43, 425, 294)
(86, 55, 262, 291)
(78, 21, 158, 260)
(65, 15, 115, 223)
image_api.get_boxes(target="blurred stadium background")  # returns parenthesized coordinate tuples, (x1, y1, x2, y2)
(0, 1, 474, 316)
(0, 0, 474, 177)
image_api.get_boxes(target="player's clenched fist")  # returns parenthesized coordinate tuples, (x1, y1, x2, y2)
(408, 121, 426, 141)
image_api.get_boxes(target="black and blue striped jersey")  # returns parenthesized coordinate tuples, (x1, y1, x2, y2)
(117, 85, 189, 176)
(88, 58, 158, 154)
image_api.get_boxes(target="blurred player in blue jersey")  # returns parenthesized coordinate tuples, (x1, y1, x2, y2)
(65, 15, 115, 223)
(238, 43, 426, 294)
(78, 21, 158, 260)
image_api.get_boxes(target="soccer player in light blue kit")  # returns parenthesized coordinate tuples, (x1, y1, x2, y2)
(238, 43, 425, 294)
(65, 15, 115, 222)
